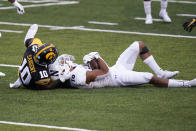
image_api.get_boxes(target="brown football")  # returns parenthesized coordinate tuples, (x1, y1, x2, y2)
(89, 58, 100, 70)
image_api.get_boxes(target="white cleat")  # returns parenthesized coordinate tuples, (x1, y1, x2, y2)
(145, 15, 153, 24)
(159, 11, 171, 23)
(24, 24, 38, 45)
(157, 70, 179, 79)
(0, 72, 5, 76)
(13, 1, 25, 15)
(0, 32, 1, 38)
(188, 78, 196, 87)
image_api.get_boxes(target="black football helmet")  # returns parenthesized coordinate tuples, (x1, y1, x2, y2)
(34, 44, 58, 66)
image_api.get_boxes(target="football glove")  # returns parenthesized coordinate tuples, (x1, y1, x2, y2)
(83, 52, 100, 64)
(13, 1, 25, 14)
(183, 18, 196, 32)
(9, 78, 22, 88)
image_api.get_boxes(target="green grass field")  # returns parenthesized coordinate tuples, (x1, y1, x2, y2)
(0, 0, 196, 131)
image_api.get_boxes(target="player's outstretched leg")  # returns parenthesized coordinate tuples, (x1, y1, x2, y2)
(138, 41, 179, 79)
(144, 0, 153, 24)
(24, 24, 38, 47)
(159, 0, 171, 22)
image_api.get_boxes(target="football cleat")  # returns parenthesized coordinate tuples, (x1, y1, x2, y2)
(159, 11, 171, 23)
(145, 15, 153, 24)
(13, 1, 25, 14)
(24, 24, 38, 47)
(157, 70, 179, 79)
(0, 72, 5, 76)
(188, 78, 196, 87)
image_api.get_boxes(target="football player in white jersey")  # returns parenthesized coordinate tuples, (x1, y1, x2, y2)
(8, 0, 24, 14)
(50, 41, 196, 88)
(144, 0, 171, 24)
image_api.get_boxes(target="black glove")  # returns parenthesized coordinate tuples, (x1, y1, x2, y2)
(183, 18, 196, 32)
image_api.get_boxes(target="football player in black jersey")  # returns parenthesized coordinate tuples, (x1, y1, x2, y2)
(10, 24, 60, 89)
(183, 18, 196, 32)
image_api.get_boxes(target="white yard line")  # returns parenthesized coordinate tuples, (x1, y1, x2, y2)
(0, 29, 23, 33)
(0, 121, 97, 131)
(134, 17, 164, 22)
(0, 64, 20, 68)
(176, 14, 196, 17)
(152, 0, 196, 4)
(0, 1, 79, 10)
(0, 21, 195, 39)
(88, 21, 118, 26)
(19, 0, 63, 3)
(76, 27, 196, 39)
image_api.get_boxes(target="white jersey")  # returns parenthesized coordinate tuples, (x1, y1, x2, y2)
(69, 64, 153, 89)
(49, 41, 153, 88)
(68, 41, 154, 89)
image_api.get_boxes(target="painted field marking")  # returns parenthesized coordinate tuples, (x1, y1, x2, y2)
(17, 0, 63, 3)
(0, 1, 79, 10)
(176, 14, 196, 17)
(152, 0, 196, 4)
(0, 29, 23, 33)
(134, 17, 163, 22)
(0, 64, 20, 68)
(88, 21, 119, 26)
(0, 21, 196, 39)
(0, 121, 97, 131)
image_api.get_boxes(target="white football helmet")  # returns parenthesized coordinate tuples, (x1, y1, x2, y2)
(49, 54, 76, 82)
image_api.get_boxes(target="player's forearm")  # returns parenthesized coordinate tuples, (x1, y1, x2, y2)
(97, 58, 109, 74)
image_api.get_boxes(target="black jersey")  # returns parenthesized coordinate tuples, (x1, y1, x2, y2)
(19, 44, 51, 89)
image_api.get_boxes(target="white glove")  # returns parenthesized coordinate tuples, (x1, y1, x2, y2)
(59, 70, 71, 83)
(83, 52, 100, 64)
(13, 1, 25, 14)
(9, 78, 22, 88)
(58, 62, 72, 82)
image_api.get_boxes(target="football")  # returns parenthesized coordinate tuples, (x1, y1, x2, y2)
(89, 58, 100, 70)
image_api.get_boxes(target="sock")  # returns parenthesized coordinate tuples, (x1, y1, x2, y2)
(160, 0, 168, 12)
(143, 55, 162, 75)
(168, 79, 191, 88)
(144, 1, 151, 16)
(12, 0, 19, 6)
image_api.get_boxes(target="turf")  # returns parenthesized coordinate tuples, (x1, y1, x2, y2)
(0, 0, 196, 131)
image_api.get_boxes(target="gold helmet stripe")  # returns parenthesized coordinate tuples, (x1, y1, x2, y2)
(34, 45, 56, 63)
(30, 38, 43, 47)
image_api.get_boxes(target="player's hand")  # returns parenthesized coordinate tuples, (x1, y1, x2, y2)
(83, 52, 100, 64)
(183, 18, 196, 32)
(13, 1, 25, 14)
